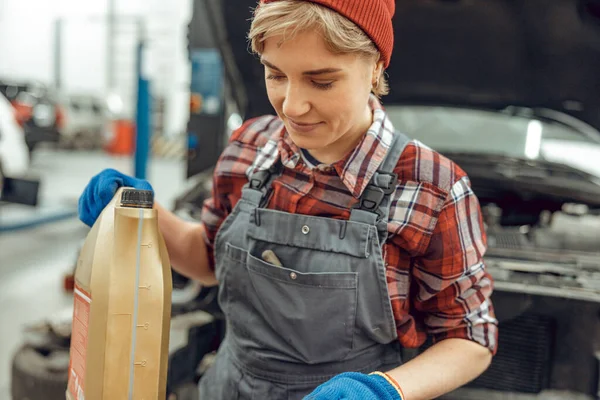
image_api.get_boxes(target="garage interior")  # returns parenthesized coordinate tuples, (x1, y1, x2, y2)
(0, 150, 186, 398)
(1, 0, 600, 399)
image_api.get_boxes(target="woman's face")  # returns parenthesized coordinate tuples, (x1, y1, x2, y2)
(261, 30, 382, 164)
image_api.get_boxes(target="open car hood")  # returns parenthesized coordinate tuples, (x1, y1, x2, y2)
(206, 0, 600, 131)
(388, 0, 600, 132)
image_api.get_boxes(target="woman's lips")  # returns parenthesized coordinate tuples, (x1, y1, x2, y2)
(288, 119, 323, 134)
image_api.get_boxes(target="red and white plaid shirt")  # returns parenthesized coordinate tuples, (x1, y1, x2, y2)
(201, 98, 498, 354)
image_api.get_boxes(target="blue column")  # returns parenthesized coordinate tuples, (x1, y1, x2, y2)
(134, 41, 151, 180)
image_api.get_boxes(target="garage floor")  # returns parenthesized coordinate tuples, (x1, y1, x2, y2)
(0, 148, 186, 398)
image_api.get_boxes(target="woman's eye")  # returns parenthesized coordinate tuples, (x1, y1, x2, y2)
(267, 74, 285, 81)
(266, 74, 334, 90)
(312, 81, 334, 90)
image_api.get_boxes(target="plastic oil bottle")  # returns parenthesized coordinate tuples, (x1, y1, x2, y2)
(66, 187, 172, 400)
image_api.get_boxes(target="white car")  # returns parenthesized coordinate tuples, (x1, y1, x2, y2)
(0, 92, 29, 178)
(0, 94, 29, 177)
(58, 93, 111, 149)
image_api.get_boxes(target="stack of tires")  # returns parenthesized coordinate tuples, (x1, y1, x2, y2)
(11, 321, 71, 400)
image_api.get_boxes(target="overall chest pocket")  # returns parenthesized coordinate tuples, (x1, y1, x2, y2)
(224, 243, 359, 364)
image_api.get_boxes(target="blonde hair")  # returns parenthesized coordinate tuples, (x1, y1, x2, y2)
(248, 1, 390, 97)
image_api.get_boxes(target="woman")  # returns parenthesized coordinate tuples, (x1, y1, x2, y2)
(79, 1, 498, 399)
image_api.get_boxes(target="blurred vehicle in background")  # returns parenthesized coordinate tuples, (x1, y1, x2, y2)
(0, 92, 39, 207)
(0, 92, 30, 178)
(0, 79, 63, 154)
(57, 93, 111, 150)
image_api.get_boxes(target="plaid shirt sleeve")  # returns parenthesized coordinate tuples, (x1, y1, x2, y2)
(200, 165, 234, 271)
(200, 118, 262, 270)
(200, 116, 278, 270)
(413, 176, 498, 354)
(201, 194, 228, 271)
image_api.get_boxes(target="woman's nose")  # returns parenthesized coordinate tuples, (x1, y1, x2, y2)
(282, 84, 310, 118)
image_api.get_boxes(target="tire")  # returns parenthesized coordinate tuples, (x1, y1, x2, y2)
(26, 142, 36, 157)
(10, 345, 69, 400)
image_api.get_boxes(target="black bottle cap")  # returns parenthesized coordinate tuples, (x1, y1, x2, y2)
(120, 189, 154, 208)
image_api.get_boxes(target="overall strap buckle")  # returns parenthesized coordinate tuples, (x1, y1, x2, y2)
(246, 161, 284, 210)
(354, 186, 386, 220)
(353, 172, 398, 221)
(372, 171, 398, 195)
(248, 169, 272, 190)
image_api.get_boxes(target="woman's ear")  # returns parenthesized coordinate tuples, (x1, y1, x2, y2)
(375, 60, 385, 78)
(372, 60, 385, 87)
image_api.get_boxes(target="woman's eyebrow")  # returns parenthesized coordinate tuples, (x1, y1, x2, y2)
(261, 59, 282, 71)
(302, 68, 343, 76)
(260, 58, 342, 76)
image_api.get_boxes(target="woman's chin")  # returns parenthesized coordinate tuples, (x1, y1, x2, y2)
(287, 131, 324, 149)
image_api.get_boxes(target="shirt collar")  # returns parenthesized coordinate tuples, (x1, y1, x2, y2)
(277, 96, 397, 198)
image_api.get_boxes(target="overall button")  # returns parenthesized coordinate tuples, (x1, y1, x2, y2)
(290, 272, 297, 280)
(301, 225, 310, 235)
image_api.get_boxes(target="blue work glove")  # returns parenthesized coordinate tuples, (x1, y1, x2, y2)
(305, 372, 403, 400)
(78, 168, 153, 227)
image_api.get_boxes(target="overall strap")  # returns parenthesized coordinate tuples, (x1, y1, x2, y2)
(240, 160, 284, 208)
(350, 132, 412, 243)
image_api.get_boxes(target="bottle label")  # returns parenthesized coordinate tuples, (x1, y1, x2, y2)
(68, 283, 91, 400)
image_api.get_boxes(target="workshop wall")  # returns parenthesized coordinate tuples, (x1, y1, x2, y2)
(0, 0, 193, 137)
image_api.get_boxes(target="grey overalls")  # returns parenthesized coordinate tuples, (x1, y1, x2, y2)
(199, 131, 411, 399)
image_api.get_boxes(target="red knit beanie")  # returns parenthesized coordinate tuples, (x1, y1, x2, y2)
(260, 0, 395, 68)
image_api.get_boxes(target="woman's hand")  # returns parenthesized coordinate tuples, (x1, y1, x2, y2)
(78, 168, 153, 226)
(385, 339, 493, 400)
(304, 372, 403, 400)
